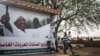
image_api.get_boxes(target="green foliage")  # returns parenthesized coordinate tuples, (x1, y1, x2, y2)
(22, 0, 41, 3)
(23, 0, 100, 34)
(59, 0, 100, 34)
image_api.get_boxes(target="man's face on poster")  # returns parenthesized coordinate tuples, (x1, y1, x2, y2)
(14, 16, 26, 31)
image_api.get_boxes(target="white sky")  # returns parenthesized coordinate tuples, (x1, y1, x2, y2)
(69, 26, 100, 38)
(60, 21, 100, 38)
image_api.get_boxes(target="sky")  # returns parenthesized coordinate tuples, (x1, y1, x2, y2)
(60, 20, 100, 38)
(71, 29, 100, 37)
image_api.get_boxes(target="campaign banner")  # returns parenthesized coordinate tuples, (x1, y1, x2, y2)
(0, 37, 48, 55)
(0, 39, 50, 55)
(0, 4, 55, 55)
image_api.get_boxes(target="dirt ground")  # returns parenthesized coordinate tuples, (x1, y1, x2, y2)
(67, 47, 100, 56)
(7, 47, 100, 56)
(33, 47, 100, 56)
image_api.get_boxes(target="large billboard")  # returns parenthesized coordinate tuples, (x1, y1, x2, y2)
(0, 4, 55, 55)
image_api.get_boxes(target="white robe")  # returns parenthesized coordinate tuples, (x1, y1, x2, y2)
(3, 22, 51, 38)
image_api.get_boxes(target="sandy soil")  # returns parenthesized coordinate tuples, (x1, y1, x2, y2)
(68, 47, 100, 56)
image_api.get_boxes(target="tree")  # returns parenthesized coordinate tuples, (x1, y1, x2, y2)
(59, 0, 100, 34)
(23, 0, 100, 52)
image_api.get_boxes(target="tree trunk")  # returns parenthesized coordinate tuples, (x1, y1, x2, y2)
(55, 20, 62, 52)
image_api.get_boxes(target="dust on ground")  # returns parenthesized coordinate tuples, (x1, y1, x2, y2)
(66, 47, 100, 56)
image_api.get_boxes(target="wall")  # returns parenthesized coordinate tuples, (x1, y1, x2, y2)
(0, 4, 55, 55)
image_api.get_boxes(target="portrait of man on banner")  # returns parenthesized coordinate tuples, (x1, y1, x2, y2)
(0, 5, 54, 38)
